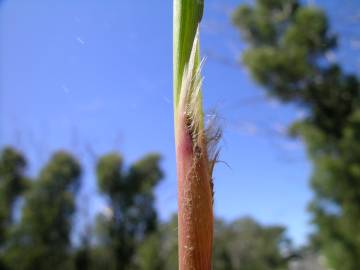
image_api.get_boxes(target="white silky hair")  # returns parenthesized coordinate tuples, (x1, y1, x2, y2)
(177, 27, 221, 182)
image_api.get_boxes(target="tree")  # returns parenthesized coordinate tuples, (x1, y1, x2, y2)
(0, 147, 28, 269)
(135, 215, 178, 270)
(0, 148, 28, 242)
(73, 233, 91, 270)
(135, 216, 290, 270)
(232, 1, 360, 269)
(4, 151, 81, 270)
(96, 152, 163, 270)
(213, 217, 290, 270)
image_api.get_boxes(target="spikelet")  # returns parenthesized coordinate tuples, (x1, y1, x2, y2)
(173, 1, 221, 268)
(177, 28, 221, 200)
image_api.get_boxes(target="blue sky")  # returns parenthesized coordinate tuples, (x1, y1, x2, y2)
(1, 0, 359, 246)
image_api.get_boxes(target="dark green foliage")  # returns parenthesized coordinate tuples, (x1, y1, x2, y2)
(96, 153, 163, 270)
(0, 147, 28, 269)
(3, 151, 81, 270)
(135, 233, 166, 270)
(233, 1, 360, 269)
(74, 247, 90, 270)
(137, 216, 290, 270)
(0, 145, 295, 270)
(74, 234, 91, 270)
(213, 218, 290, 270)
(0, 147, 28, 242)
(0, 148, 164, 270)
(135, 215, 178, 270)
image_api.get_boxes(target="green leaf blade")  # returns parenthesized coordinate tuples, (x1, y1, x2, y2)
(173, 0, 204, 113)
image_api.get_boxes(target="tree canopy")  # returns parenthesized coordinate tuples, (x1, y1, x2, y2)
(95, 153, 163, 270)
(233, 0, 360, 269)
(0, 148, 28, 269)
(136, 216, 291, 270)
(3, 151, 81, 270)
(0, 145, 293, 269)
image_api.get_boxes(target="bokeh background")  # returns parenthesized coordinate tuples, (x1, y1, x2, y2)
(1, 0, 359, 269)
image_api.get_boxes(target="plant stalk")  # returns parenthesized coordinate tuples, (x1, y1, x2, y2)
(173, 1, 216, 269)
